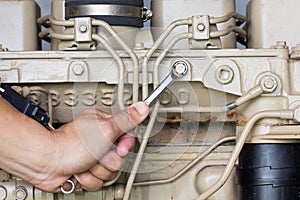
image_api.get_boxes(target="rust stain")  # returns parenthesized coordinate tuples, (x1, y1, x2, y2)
(226, 110, 237, 120)
(236, 118, 248, 126)
(148, 122, 236, 145)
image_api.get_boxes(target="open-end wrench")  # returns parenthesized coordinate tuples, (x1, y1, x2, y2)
(144, 60, 189, 106)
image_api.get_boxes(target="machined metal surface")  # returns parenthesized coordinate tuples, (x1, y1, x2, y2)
(66, 4, 143, 18)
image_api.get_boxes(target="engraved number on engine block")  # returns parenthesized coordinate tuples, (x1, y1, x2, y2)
(159, 89, 190, 105)
(82, 90, 97, 106)
(64, 89, 79, 106)
(101, 89, 115, 106)
(47, 88, 191, 107)
(50, 90, 61, 107)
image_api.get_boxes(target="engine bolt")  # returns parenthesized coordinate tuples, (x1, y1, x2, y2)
(14, 186, 27, 200)
(79, 24, 88, 33)
(197, 23, 205, 31)
(261, 76, 278, 93)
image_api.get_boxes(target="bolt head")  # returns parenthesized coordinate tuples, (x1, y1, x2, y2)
(172, 60, 189, 78)
(79, 24, 88, 33)
(261, 76, 277, 93)
(264, 79, 275, 89)
(14, 187, 27, 200)
(197, 23, 205, 31)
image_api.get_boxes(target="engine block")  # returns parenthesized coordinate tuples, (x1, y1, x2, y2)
(0, 0, 300, 199)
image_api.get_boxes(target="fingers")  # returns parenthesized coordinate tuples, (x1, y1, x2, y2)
(74, 172, 103, 191)
(106, 102, 149, 139)
(116, 132, 135, 157)
(76, 149, 128, 191)
(99, 150, 126, 172)
(89, 163, 117, 181)
(89, 149, 127, 181)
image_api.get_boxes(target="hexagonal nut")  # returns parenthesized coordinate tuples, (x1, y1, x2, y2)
(172, 60, 189, 78)
(260, 76, 278, 93)
(13, 186, 27, 200)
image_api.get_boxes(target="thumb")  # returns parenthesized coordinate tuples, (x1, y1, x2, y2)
(106, 102, 149, 139)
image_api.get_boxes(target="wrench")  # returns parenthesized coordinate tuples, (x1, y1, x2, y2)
(144, 60, 189, 106)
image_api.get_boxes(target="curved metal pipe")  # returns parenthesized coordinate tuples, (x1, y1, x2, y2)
(209, 11, 247, 24)
(133, 136, 236, 186)
(92, 20, 140, 103)
(195, 110, 294, 200)
(142, 18, 192, 99)
(92, 34, 126, 110)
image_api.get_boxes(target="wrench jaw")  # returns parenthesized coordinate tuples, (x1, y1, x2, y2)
(144, 60, 189, 106)
(172, 60, 189, 78)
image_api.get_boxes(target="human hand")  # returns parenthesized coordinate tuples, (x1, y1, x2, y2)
(71, 132, 135, 191)
(34, 102, 149, 192)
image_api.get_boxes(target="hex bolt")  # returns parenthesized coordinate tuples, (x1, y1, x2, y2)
(79, 24, 88, 33)
(73, 64, 84, 75)
(197, 23, 206, 31)
(264, 79, 275, 89)
(172, 60, 189, 78)
(261, 76, 278, 93)
(144, 60, 189, 106)
(14, 187, 27, 200)
(276, 41, 286, 46)
(272, 41, 288, 49)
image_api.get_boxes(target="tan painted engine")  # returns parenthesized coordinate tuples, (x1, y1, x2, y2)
(0, 0, 300, 199)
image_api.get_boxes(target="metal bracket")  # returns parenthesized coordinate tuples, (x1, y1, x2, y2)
(203, 59, 242, 96)
(74, 17, 92, 42)
(191, 15, 210, 40)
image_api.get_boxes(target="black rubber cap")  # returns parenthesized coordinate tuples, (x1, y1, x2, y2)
(65, 0, 143, 7)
